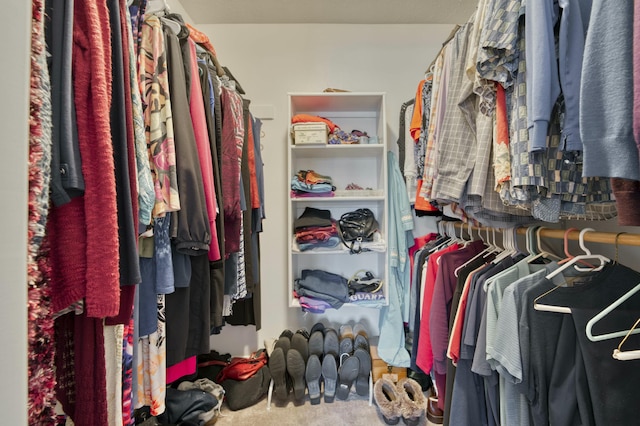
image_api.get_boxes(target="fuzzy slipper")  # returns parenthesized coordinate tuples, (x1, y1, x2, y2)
(305, 354, 322, 405)
(336, 355, 359, 400)
(353, 347, 372, 396)
(322, 353, 338, 403)
(373, 377, 402, 425)
(268, 347, 288, 405)
(398, 377, 427, 426)
(287, 349, 306, 404)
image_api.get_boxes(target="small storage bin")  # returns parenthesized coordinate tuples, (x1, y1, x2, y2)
(370, 339, 407, 383)
(292, 123, 329, 145)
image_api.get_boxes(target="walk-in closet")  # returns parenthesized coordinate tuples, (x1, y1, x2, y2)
(3, 0, 639, 424)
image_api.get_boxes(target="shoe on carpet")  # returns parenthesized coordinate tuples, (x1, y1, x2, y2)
(354, 333, 370, 353)
(353, 347, 372, 396)
(268, 347, 288, 405)
(286, 348, 306, 404)
(339, 324, 354, 357)
(397, 377, 427, 426)
(323, 328, 339, 359)
(373, 377, 402, 425)
(353, 322, 368, 338)
(321, 353, 338, 403)
(308, 330, 324, 359)
(305, 354, 322, 405)
(426, 395, 444, 425)
(336, 355, 359, 400)
(291, 330, 309, 363)
(274, 329, 292, 355)
(310, 321, 325, 335)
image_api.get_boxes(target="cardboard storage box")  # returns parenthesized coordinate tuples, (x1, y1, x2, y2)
(370, 339, 407, 383)
(292, 122, 329, 145)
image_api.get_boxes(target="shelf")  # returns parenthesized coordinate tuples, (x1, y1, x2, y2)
(289, 92, 385, 114)
(287, 92, 389, 312)
(291, 195, 385, 202)
(291, 144, 385, 159)
(292, 248, 387, 255)
(289, 297, 385, 309)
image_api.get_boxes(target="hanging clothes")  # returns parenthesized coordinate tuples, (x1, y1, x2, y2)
(378, 151, 415, 367)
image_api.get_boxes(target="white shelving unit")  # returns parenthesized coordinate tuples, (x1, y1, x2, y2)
(287, 92, 388, 308)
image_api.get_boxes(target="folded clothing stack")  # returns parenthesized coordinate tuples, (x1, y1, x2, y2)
(294, 269, 349, 310)
(293, 207, 340, 251)
(291, 169, 335, 197)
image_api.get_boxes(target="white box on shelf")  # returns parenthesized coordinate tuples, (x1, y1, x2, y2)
(292, 123, 329, 145)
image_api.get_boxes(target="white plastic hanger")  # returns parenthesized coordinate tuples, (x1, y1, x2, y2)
(612, 318, 640, 361)
(584, 282, 640, 342)
(452, 226, 494, 277)
(493, 227, 517, 263)
(534, 228, 610, 314)
(525, 226, 561, 264)
(146, 0, 169, 15)
(545, 228, 608, 280)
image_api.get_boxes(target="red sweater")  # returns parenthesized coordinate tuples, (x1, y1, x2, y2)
(50, 0, 120, 318)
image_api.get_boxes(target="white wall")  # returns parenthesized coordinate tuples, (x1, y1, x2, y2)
(0, 2, 31, 423)
(197, 23, 451, 355)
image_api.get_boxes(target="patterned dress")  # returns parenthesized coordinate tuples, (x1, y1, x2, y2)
(138, 15, 180, 218)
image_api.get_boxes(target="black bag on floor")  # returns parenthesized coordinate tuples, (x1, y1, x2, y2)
(156, 387, 218, 425)
(222, 364, 272, 411)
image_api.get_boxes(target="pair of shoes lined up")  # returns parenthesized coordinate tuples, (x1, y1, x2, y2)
(335, 323, 372, 400)
(373, 377, 427, 426)
(268, 328, 309, 405)
(268, 322, 373, 405)
(306, 321, 362, 404)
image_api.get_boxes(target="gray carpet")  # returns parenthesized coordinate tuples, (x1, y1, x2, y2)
(213, 390, 430, 425)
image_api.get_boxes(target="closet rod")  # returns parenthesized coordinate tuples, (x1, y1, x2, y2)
(451, 223, 640, 247)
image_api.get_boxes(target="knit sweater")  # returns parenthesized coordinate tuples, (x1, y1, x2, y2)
(52, 0, 120, 317)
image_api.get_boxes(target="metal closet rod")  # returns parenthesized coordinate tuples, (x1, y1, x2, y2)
(451, 223, 640, 247)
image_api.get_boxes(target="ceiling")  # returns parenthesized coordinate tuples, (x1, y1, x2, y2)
(180, 0, 478, 25)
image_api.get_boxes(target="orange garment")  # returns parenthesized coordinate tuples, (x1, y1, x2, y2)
(414, 178, 440, 213)
(186, 23, 217, 56)
(291, 114, 338, 132)
(246, 117, 260, 209)
(409, 80, 426, 141)
(447, 266, 484, 364)
(493, 82, 511, 187)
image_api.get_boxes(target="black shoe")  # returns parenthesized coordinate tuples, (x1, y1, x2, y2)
(308, 330, 324, 359)
(268, 347, 288, 405)
(339, 324, 354, 357)
(287, 349, 306, 404)
(305, 354, 322, 405)
(324, 328, 339, 360)
(310, 322, 325, 335)
(321, 354, 338, 403)
(336, 355, 359, 400)
(275, 330, 292, 355)
(291, 331, 309, 363)
(353, 347, 372, 396)
(354, 333, 370, 353)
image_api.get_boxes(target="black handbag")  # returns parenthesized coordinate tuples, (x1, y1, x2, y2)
(338, 208, 379, 254)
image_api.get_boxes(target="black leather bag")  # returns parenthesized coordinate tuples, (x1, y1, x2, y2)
(338, 208, 379, 254)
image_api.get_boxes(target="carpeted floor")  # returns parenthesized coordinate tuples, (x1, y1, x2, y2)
(213, 389, 430, 426)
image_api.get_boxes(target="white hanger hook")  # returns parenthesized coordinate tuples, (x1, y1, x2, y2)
(579, 228, 595, 255)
